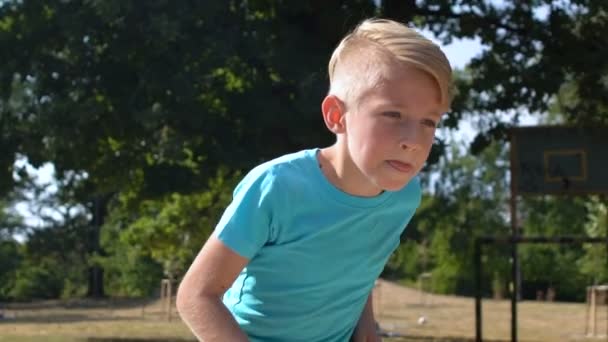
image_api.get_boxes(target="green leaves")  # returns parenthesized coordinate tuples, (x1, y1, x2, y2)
(104, 168, 240, 278)
(2, 0, 607, 299)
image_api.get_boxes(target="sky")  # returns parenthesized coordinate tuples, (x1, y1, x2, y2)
(432, 35, 539, 143)
(440, 37, 486, 71)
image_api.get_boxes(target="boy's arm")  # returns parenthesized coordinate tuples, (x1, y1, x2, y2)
(351, 293, 382, 342)
(176, 234, 250, 342)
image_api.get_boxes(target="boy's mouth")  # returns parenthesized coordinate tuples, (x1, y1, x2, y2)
(387, 160, 414, 173)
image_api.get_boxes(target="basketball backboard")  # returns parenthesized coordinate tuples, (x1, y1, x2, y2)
(511, 126, 608, 195)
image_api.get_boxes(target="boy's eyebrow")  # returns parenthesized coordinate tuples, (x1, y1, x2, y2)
(378, 101, 443, 117)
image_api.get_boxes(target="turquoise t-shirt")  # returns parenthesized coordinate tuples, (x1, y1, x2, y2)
(216, 148, 421, 342)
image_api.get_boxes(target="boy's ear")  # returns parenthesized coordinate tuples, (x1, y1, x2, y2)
(321, 95, 346, 134)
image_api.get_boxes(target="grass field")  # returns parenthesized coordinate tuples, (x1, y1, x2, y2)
(0, 279, 606, 342)
(373, 280, 607, 342)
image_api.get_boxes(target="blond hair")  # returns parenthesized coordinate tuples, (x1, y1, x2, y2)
(328, 18, 452, 112)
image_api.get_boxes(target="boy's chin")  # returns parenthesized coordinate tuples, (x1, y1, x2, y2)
(378, 177, 413, 192)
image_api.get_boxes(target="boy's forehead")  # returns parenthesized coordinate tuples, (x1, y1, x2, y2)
(364, 93, 443, 115)
(357, 73, 445, 116)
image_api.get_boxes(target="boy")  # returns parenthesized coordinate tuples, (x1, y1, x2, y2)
(176, 18, 452, 341)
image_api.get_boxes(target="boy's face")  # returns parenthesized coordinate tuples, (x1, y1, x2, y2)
(342, 66, 443, 193)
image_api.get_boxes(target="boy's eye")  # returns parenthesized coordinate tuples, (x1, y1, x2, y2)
(422, 119, 438, 128)
(382, 111, 401, 118)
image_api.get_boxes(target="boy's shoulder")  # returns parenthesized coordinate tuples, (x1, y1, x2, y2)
(238, 148, 317, 190)
(238, 148, 421, 206)
(249, 148, 316, 177)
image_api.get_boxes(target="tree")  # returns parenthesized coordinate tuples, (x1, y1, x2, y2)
(2, 0, 607, 298)
(519, 196, 590, 301)
(0, 199, 22, 300)
(579, 197, 608, 285)
(381, 1, 608, 151)
(0, 1, 338, 295)
(4, 0, 607, 194)
(0, 197, 21, 238)
(386, 139, 512, 295)
(101, 167, 240, 284)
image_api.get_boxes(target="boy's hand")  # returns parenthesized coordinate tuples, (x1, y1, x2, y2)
(351, 317, 381, 342)
(350, 293, 382, 342)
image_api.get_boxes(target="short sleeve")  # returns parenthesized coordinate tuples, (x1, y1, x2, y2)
(214, 167, 278, 259)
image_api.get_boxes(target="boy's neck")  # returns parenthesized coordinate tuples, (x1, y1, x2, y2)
(318, 145, 383, 197)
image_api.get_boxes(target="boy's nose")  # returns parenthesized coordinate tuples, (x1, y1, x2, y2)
(399, 125, 422, 151)
(400, 141, 419, 151)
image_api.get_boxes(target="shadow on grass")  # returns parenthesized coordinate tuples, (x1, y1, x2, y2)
(389, 338, 508, 342)
(3, 298, 155, 310)
(0, 314, 142, 325)
(86, 339, 195, 342)
(84, 339, 484, 342)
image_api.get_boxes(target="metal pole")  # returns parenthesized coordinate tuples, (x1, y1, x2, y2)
(605, 204, 608, 339)
(510, 194, 519, 342)
(475, 239, 483, 342)
(168, 280, 173, 322)
(584, 286, 590, 336)
(511, 238, 518, 342)
(509, 133, 519, 342)
(591, 287, 597, 336)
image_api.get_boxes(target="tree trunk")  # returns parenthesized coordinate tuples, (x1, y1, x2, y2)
(87, 264, 104, 298)
(86, 194, 110, 298)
